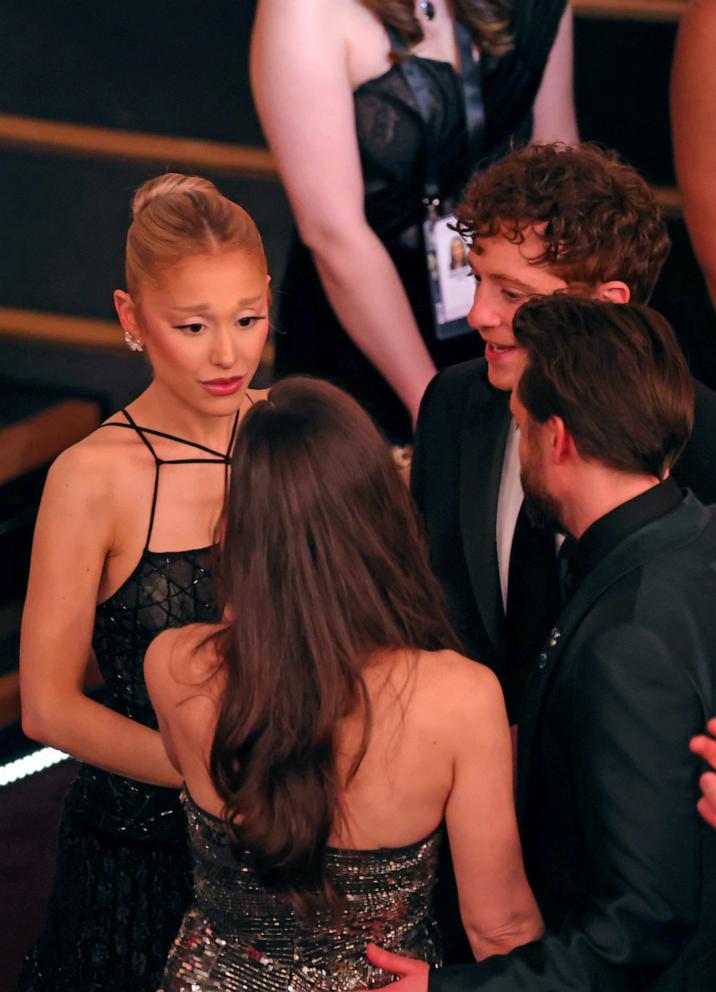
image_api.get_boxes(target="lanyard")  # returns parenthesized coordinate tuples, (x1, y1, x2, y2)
(390, 21, 485, 204)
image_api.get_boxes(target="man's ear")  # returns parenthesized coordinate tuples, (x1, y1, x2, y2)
(549, 416, 572, 464)
(591, 280, 631, 304)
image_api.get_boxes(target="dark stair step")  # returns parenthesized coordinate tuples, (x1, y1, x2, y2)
(0, 0, 263, 146)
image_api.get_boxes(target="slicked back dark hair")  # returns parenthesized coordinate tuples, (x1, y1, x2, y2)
(456, 143, 670, 303)
(513, 296, 694, 479)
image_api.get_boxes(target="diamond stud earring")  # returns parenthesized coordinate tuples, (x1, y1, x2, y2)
(123, 330, 144, 352)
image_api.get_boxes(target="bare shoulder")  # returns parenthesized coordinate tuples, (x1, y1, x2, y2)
(253, 0, 343, 41)
(43, 429, 118, 506)
(417, 649, 506, 720)
(44, 415, 151, 511)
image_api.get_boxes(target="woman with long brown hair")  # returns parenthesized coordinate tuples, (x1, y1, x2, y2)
(251, 0, 577, 443)
(19, 172, 271, 991)
(145, 377, 542, 991)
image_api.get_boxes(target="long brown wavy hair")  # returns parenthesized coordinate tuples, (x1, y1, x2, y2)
(362, 0, 514, 57)
(209, 378, 458, 912)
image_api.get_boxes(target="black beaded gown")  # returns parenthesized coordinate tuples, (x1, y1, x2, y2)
(275, 0, 569, 442)
(161, 791, 443, 991)
(18, 408, 240, 992)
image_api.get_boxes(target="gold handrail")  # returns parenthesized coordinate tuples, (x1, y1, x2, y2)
(0, 307, 123, 350)
(0, 113, 277, 179)
(573, 0, 685, 21)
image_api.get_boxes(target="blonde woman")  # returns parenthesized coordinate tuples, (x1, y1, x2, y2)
(19, 173, 271, 991)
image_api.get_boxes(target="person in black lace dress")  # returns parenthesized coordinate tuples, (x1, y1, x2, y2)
(251, 0, 578, 441)
(144, 377, 543, 991)
(18, 172, 271, 992)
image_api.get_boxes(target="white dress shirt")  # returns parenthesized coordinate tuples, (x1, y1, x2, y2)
(495, 420, 523, 611)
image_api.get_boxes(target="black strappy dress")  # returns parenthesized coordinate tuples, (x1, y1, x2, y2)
(275, 0, 568, 443)
(18, 408, 241, 992)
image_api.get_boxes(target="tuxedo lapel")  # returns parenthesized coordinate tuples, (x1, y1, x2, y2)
(458, 375, 511, 663)
(515, 495, 708, 822)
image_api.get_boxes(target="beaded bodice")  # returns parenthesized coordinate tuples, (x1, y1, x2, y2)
(162, 792, 443, 990)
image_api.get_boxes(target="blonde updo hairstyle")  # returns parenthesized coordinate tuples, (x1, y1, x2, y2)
(125, 173, 267, 297)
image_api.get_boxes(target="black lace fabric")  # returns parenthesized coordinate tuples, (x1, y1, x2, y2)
(354, 58, 470, 241)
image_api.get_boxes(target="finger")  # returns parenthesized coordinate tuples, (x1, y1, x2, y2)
(707, 716, 716, 736)
(691, 734, 716, 765)
(366, 943, 423, 977)
(697, 795, 716, 829)
(701, 771, 716, 801)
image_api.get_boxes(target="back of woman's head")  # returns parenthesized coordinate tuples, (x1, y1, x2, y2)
(210, 378, 457, 911)
(126, 172, 266, 294)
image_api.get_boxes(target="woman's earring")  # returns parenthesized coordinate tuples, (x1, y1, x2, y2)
(123, 330, 144, 352)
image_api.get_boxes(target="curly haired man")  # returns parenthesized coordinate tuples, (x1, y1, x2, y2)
(410, 142, 716, 724)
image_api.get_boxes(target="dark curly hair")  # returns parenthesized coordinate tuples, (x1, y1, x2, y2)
(361, 0, 514, 56)
(455, 143, 670, 302)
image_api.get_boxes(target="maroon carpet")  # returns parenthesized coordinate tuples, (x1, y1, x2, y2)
(0, 759, 78, 992)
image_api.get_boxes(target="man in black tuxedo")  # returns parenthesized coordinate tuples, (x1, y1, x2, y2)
(365, 296, 716, 990)
(411, 143, 716, 723)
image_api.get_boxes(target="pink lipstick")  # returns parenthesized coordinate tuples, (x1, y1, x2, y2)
(201, 376, 244, 396)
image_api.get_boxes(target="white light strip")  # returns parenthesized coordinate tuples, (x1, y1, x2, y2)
(0, 747, 70, 788)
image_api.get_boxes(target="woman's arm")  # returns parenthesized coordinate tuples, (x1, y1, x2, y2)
(20, 446, 181, 788)
(531, 3, 579, 145)
(251, 0, 436, 424)
(444, 659, 543, 959)
(671, 0, 716, 308)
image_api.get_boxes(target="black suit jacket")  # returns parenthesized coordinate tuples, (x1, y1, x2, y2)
(430, 494, 716, 991)
(411, 357, 716, 688)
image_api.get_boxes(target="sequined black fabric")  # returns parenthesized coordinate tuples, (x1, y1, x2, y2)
(161, 793, 443, 991)
(18, 412, 232, 992)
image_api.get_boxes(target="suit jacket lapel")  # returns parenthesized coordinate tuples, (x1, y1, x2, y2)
(515, 495, 709, 822)
(459, 374, 511, 662)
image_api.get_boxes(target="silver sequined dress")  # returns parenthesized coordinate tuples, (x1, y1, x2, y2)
(161, 791, 443, 991)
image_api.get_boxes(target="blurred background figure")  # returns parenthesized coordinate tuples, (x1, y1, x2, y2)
(251, 0, 578, 441)
(671, 0, 716, 309)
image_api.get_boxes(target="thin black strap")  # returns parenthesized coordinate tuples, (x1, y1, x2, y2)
(119, 407, 161, 461)
(102, 404, 243, 549)
(395, 20, 485, 202)
(223, 406, 243, 487)
(456, 21, 485, 166)
(99, 411, 160, 461)
(112, 409, 161, 550)
(118, 423, 229, 459)
(225, 407, 241, 457)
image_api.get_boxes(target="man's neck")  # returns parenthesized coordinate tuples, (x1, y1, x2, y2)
(561, 470, 663, 540)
